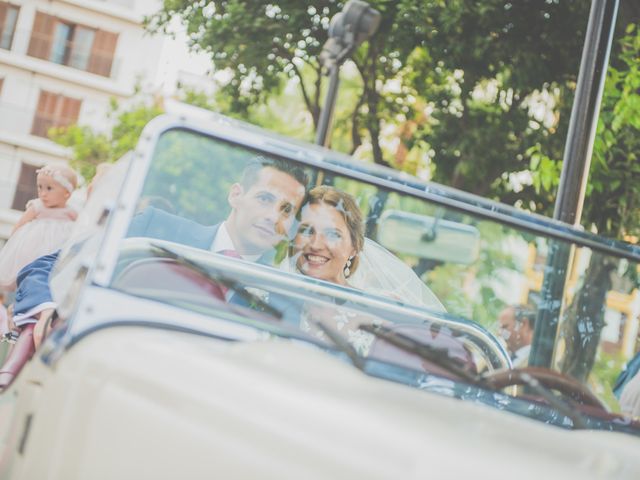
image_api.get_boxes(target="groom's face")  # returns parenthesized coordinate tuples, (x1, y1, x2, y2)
(228, 167, 305, 255)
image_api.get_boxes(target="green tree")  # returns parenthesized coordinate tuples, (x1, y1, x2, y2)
(146, 1, 335, 127)
(406, 1, 590, 201)
(587, 24, 640, 239)
(51, 99, 163, 181)
(148, 1, 597, 193)
(151, 1, 639, 226)
(147, 1, 462, 167)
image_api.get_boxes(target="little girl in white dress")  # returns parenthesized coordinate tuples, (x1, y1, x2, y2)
(0, 164, 78, 290)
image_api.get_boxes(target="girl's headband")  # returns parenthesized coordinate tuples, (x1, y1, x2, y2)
(36, 166, 75, 193)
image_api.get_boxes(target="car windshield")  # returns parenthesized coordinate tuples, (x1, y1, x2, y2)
(105, 124, 640, 435)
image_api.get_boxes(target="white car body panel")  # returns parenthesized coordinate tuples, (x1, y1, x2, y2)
(3, 326, 639, 480)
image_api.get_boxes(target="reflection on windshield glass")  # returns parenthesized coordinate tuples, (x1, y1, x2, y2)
(111, 128, 640, 432)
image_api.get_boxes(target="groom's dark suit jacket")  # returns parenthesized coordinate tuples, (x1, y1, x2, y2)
(127, 206, 220, 249)
(127, 206, 283, 266)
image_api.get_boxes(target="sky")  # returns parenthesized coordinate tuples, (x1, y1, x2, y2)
(153, 21, 215, 96)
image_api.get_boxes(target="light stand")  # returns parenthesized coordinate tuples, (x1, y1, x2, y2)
(315, 0, 381, 147)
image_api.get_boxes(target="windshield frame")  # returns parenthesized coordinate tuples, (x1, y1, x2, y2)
(89, 114, 640, 296)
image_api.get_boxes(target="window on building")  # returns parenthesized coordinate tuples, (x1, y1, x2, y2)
(27, 12, 118, 77)
(0, 2, 19, 50)
(31, 90, 81, 138)
(11, 163, 38, 211)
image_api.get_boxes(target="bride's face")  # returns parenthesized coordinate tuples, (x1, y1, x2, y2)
(293, 203, 356, 285)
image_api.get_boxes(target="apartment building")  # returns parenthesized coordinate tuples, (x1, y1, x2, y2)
(0, 0, 171, 241)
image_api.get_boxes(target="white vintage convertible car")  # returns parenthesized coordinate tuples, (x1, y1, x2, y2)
(0, 113, 639, 479)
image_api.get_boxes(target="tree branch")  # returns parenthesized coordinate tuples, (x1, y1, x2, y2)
(362, 43, 389, 167)
(289, 60, 314, 118)
(313, 67, 323, 128)
(350, 94, 366, 155)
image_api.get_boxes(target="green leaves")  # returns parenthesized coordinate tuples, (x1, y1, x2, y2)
(587, 25, 640, 238)
(527, 145, 561, 195)
(147, 1, 337, 123)
(50, 98, 163, 182)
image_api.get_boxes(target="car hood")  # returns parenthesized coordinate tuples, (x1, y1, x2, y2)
(22, 326, 640, 480)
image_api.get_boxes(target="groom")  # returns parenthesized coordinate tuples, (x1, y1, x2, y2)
(128, 156, 308, 262)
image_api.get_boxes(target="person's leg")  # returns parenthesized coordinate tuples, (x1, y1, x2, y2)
(0, 324, 35, 388)
(33, 308, 55, 349)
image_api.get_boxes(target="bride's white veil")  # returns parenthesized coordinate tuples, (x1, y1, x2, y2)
(348, 238, 446, 312)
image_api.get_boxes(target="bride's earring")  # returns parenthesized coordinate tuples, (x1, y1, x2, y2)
(344, 256, 354, 278)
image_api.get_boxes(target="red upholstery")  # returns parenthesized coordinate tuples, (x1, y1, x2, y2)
(114, 258, 226, 301)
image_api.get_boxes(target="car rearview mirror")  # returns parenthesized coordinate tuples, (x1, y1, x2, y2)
(377, 210, 480, 265)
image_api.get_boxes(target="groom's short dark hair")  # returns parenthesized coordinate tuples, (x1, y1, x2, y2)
(240, 155, 308, 190)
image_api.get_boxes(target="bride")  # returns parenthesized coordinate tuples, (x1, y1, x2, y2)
(284, 185, 444, 310)
(281, 185, 444, 352)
